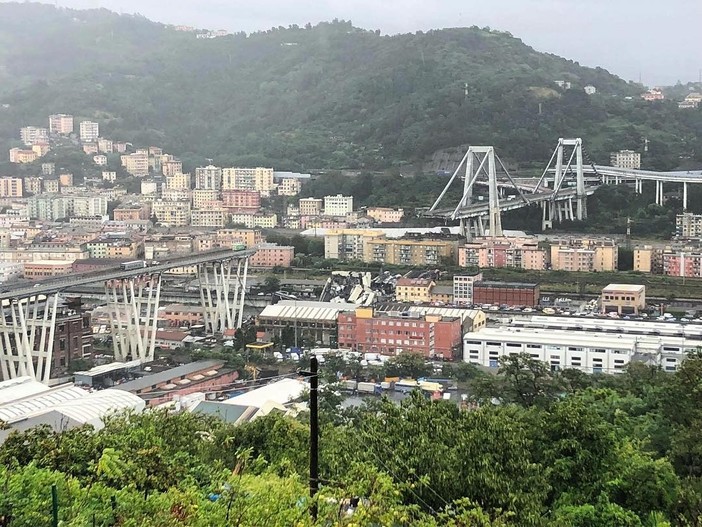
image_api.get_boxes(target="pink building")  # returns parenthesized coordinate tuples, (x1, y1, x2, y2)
(222, 190, 261, 212)
(458, 237, 546, 270)
(249, 243, 295, 268)
(662, 251, 702, 277)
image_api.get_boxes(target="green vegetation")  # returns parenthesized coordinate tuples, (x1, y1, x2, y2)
(1, 4, 701, 173)
(4, 353, 702, 524)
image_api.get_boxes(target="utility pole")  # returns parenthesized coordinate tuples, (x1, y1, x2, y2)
(302, 357, 320, 521)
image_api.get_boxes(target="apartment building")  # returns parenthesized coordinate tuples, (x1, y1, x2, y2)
(230, 212, 277, 229)
(395, 278, 435, 303)
(549, 238, 618, 272)
(23, 177, 43, 196)
(79, 121, 99, 143)
(58, 173, 73, 187)
(195, 165, 222, 190)
(364, 237, 459, 266)
(249, 243, 295, 268)
(459, 237, 546, 269)
(299, 198, 324, 216)
(0, 177, 23, 198)
(365, 207, 404, 224)
(43, 179, 59, 193)
(48, 114, 74, 135)
(676, 213, 702, 238)
(121, 152, 149, 176)
(141, 180, 158, 195)
(162, 188, 191, 202)
(190, 209, 226, 228)
(152, 200, 192, 227)
(27, 195, 70, 221)
(278, 178, 302, 196)
(453, 273, 484, 305)
(222, 167, 275, 195)
(192, 189, 220, 209)
(324, 229, 384, 260)
(102, 171, 117, 183)
(20, 126, 49, 146)
(0, 263, 23, 283)
(610, 150, 641, 169)
(73, 195, 108, 217)
(97, 138, 113, 153)
(324, 194, 354, 216)
(162, 159, 183, 177)
(82, 143, 98, 155)
(216, 228, 263, 248)
(93, 155, 108, 166)
(338, 308, 463, 359)
(86, 237, 142, 259)
(42, 163, 55, 176)
(222, 190, 261, 212)
(113, 205, 149, 222)
(165, 172, 191, 190)
(9, 148, 38, 163)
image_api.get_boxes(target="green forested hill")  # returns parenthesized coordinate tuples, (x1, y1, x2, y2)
(0, 2, 700, 172)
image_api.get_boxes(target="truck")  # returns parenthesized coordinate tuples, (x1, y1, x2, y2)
(120, 260, 147, 271)
(232, 243, 246, 251)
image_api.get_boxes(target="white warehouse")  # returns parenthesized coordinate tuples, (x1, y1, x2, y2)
(464, 326, 696, 374)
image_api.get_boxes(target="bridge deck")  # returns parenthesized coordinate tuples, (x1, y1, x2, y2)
(0, 248, 255, 301)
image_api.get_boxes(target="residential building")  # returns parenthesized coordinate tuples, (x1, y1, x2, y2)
(190, 208, 226, 228)
(554, 80, 571, 89)
(85, 236, 142, 259)
(610, 150, 641, 169)
(216, 228, 263, 248)
(222, 167, 275, 195)
(364, 237, 459, 266)
(222, 190, 261, 212)
(337, 307, 463, 359)
(458, 237, 546, 269)
(152, 200, 191, 227)
(82, 143, 98, 155)
(72, 195, 108, 217)
(24, 176, 43, 195)
(41, 163, 55, 176)
(662, 249, 702, 278)
(549, 238, 618, 272)
(584, 85, 597, 95)
(249, 243, 294, 268)
(453, 273, 484, 305)
(114, 205, 149, 221)
(23, 260, 75, 279)
(299, 198, 324, 216)
(162, 159, 183, 177)
(0, 263, 23, 283)
(0, 246, 89, 264)
(195, 165, 222, 190)
(601, 284, 646, 315)
(165, 172, 191, 190)
(27, 195, 70, 221)
(162, 188, 191, 202)
(97, 138, 114, 153)
(278, 178, 302, 196)
(52, 310, 93, 372)
(0, 177, 23, 198)
(395, 278, 435, 303)
(324, 229, 384, 260)
(641, 88, 664, 101)
(121, 152, 149, 176)
(9, 148, 38, 163)
(473, 281, 540, 307)
(79, 121, 99, 143)
(141, 180, 158, 195)
(160, 304, 205, 328)
(678, 93, 702, 109)
(324, 194, 354, 216)
(20, 126, 49, 146)
(192, 189, 220, 209)
(114, 142, 128, 153)
(633, 246, 655, 273)
(58, 173, 73, 187)
(229, 212, 277, 229)
(676, 212, 702, 238)
(48, 114, 74, 135)
(93, 154, 108, 166)
(43, 179, 59, 193)
(365, 207, 404, 224)
(102, 171, 117, 183)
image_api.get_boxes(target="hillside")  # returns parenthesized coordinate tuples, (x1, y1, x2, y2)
(0, 2, 700, 172)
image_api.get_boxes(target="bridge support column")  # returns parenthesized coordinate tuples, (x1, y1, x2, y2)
(655, 180, 664, 206)
(684, 182, 688, 211)
(634, 178, 642, 194)
(0, 293, 59, 384)
(105, 273, 162, 363)
(542, 201, 553, 230)
(198, 257, 249, 334)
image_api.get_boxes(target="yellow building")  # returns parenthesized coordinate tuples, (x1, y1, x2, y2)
(216, 229, 262, 248)
(222, 167, 275, 195)
(278, 178, 302, 196)
(152, 200, 191, 227)
(633, 246, 653, 273)
(191, 209, 226, 228)
(121, 152, 149, 176)
(395, 278, 435, 303)
(366, 207, 404, 224)
(192, 189, 220, 209)
(165, 172, 191, 190)
(299, 197, 324, 216)
(9, 148, 38, 164)
(230, 212, 277, 229)
(86, 237, 142, 259)
(364, 238, 459, 266)
(550, 238, 618, 272)
(324, 229, 385, 260)
(601, 284, 646, 315)
(0, 177, 23, 198)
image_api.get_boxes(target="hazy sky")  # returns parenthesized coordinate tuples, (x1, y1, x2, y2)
(36, 0, 702, 85)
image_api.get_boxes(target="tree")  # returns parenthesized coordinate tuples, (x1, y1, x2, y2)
(385, 353, 432, 379)
(261, 275, 281, 294)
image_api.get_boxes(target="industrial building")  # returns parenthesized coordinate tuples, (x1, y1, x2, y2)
(257, 300, 357, 345)
(473, 281, 540, 307)
(601, 284, 646, 315)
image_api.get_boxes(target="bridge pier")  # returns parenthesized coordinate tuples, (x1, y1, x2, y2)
(684, 182, 688, 210)
(635, 178, 642, 194)
(0, 294, 59, 384)
(105, 273, 162, 363)
(197, 257, 249, 334)
(655, 180, 664, 206)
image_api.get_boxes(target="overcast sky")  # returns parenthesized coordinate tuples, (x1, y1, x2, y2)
(37, 0, 702, 85)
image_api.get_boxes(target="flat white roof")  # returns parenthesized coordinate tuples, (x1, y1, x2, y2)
(223, 378, 307, 409)
(466, 327, 638, 350)
(603, 284, 645, 292)
(74, 360, 143, 377)
(0, 376, 49, 405)
(519, 315, 702, 339)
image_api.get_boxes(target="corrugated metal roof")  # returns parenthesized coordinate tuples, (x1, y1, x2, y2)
(114, 360, 224, 394)
(0, 376, 49, 405)
(259, 300, 356, 322)
(54, 389, 144, 426)
(0, 385, 86, 423)
(222, 379, 307, 409)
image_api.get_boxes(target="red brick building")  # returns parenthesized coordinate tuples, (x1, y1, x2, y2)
(473, 281, 540, 307)
(222, 190, 261, 212)
(337, 307, 462, 360)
